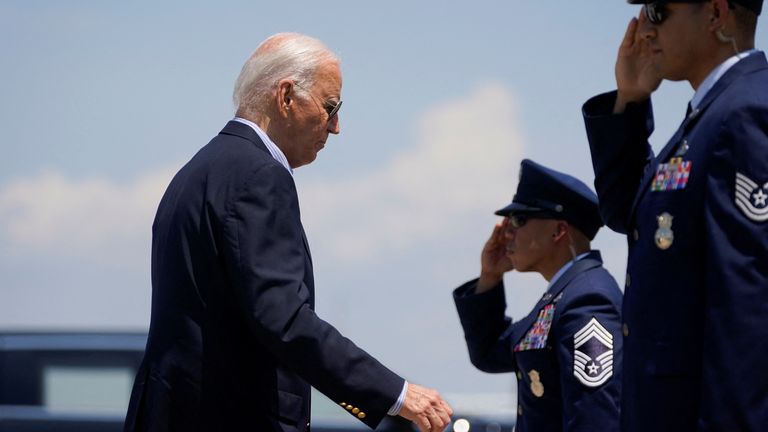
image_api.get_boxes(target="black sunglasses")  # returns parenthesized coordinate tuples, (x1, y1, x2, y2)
(293, 81, 342, 120)
(644, 2, 669, 24)
(506, 213, 558, 230)
(324, 99, 342, 119)
(643, 1, 711, 25)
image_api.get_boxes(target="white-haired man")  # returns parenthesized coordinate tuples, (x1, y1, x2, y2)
(124, 33, 452, 432)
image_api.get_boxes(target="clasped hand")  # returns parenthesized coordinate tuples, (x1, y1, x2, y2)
(398, 383, 453, 432)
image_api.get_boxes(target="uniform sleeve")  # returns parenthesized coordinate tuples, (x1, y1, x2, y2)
(582, 91, 656, 233)
(453, 279, 518, 373)
(553, 272, 622, 432)
(221, 163, 403, 429)
(699, 101, 768, 428)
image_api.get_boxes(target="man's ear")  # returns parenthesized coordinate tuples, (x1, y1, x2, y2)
(275, 79, 294, 117)
(552, 221, 569, 241)
(708, 0, 731, 32)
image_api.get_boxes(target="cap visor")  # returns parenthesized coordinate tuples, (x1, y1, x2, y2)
(494, 202, 546, 216)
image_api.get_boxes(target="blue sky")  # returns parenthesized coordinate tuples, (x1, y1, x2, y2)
(2, 0, 764, 402)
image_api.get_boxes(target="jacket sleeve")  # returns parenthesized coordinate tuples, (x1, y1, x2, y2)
(453, 279, 518, 373)
(698, 101, 768, 429)
(221, 163, 403, 429)
(582, 91, 656, 234)
(553, 271, 622, 432)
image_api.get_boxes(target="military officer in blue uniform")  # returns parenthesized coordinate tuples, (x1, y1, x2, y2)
(582, 0, 768, 430)
(453, 160, 622, 432)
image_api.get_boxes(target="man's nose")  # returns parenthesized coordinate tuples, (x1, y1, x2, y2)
(327, 114, 340, 134)
(638, 7, 657, 39)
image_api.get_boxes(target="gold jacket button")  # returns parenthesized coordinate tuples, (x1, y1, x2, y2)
(352, 408, 360, 414)
(346, 405, 353, 411)
(516, 371, 522, 380)
(358, 412, 366, 419)
(340, 402, 347, 407)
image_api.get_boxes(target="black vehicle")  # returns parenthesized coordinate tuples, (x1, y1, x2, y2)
(0, 332, 408, 432)
(0, 331, 146, 432)
(0, 332, 513, 432)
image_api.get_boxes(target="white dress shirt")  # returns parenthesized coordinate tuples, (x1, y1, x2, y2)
(232, 117, 292, 174)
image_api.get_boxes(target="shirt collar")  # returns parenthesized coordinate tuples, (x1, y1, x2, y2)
(547, 252, 591, 290)
(232, 117, 293, 174)
(690, 49, 759, 110)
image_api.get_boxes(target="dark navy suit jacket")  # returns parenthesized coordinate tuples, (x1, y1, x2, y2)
(124, 121, 404, 432)
(583, 52, 768, 431)
(454, 252, 622, 432)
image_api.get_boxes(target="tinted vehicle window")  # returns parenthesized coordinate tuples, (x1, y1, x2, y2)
(0, 333, 146, 432)
(1, 350, 142, 411)
(43, 365, 134, 413)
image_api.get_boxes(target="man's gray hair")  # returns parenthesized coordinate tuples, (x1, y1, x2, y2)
(233, 33, 339, 115)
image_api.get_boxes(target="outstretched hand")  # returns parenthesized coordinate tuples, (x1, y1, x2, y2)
(398, 383, 453, 432)
(614, 14, 662, 113)
(477, 219, 514, 293)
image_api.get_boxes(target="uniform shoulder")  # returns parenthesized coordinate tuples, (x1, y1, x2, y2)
(717, 60, 768, 111)
(558, 265, 622, 309)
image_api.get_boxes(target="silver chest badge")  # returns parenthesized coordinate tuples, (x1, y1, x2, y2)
(654, 212, 674, 250)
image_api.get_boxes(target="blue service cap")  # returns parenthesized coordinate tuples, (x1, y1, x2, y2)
(495, 159, 603, 240)
(627, 0, 762, 15)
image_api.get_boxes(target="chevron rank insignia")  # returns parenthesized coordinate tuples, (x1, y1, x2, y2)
(735, 172, 768, 222)
(573, 317, 614, 387)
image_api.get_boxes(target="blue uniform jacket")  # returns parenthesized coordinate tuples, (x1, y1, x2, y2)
(582, 52, 768, 431)
(453, 251, 622, 432)
(124, 121, 403, 432)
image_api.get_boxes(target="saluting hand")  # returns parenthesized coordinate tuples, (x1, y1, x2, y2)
(614, 13, 662, 113)
(477, 219, 514, 293)
(398, 383, 453, 432)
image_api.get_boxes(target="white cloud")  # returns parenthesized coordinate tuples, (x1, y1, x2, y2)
(0, 83, 524, 264)
(298, 82, 525, 260)
(0, 167, 175, 258)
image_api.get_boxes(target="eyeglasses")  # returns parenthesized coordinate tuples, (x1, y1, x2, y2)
(643, 1, 707, 25)
(644, 2, 668, 24)
(507, 215, 529, 229)
(507, 211, 562, 230)
(292, 81, 342, 120)
(506, 213, 557, 230)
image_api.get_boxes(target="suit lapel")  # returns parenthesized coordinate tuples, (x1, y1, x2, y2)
(629, 52, 768, 219)
(510, 252, 604, 346)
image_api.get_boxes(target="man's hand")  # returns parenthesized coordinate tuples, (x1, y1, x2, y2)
(614, 14, 662, 113)
(477, 219, 514, 293)
(398, 383, 453, 432)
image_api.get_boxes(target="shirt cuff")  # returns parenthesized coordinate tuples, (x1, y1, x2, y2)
(387, 380, 408, 416)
